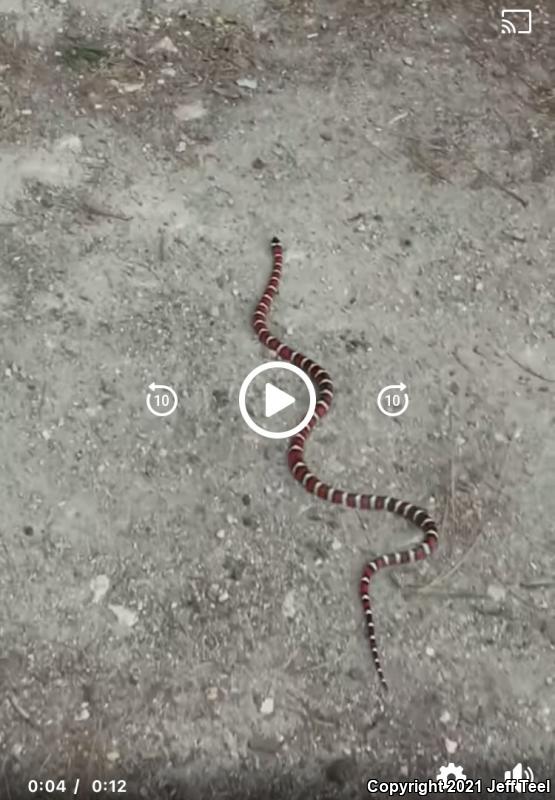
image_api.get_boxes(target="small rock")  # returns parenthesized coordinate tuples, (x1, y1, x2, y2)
(320, 131, 332, 141)
(175, 141, 187, 152)
(403, 56, 414, 66)
(445, 738, 458, 754)
(55, 135, 82, 153)
(209, 305, 220, 318)
(174, 101, 207, 122)
(206, 686, 219, 701)
(108, 604, 138, 627)
(260, 696, 274, 715)
(331, 537, 342, 551)
(252, 157, 266, 170)
(282, 590, 296, 619)
(215, 529, 225, 540)
(106, 751, 120, 763)
(110, 79, 144, 93)
(90, 574, 110, 604)
(425, 646, 435, 657)
(236, 77, 257, 90)
(325, 757, 355, 785)
(486, 583, 506, 603)
(75, 705, 90, 721)
(439, 710, 451, 724)
(491, 63, 507, 78)
(149, 36, 178, 54)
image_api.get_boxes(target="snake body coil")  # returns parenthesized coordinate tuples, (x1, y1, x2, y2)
(252, 237, 439, 690)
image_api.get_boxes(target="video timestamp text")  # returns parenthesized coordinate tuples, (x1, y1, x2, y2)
(28, 778, 127, 794)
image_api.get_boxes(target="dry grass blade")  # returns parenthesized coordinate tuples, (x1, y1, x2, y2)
(505, 352, 555, 383)
(520, 578, 555, 589)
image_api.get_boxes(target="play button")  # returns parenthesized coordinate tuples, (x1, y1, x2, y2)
(265, 383, 295, 418)
(239, 361, 317, 439)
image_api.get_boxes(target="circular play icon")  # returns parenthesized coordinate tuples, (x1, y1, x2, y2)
(238, 361, 316, 439)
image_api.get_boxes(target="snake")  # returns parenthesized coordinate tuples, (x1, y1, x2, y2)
(252, 237, 439, 691)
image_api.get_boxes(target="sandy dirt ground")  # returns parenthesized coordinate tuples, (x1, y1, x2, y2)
(1, 1, 554, 798)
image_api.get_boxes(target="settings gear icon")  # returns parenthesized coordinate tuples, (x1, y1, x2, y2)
(436, 763, 466, 782)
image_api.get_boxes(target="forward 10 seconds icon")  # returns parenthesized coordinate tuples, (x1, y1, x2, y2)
(376, 382, 409, 417)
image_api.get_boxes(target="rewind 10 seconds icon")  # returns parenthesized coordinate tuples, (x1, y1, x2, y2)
(501, 9, 532, 34)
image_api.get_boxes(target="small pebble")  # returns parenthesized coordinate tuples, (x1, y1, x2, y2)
(445, 738, 458, 754)
(236, 77, 257, 90)
(282, 590, 296, 619)
(260, 697, 274, 715)
(75, 705, 90, 721)
(108, 604, 138, 627)
(174, 101, 207, 122)
(55, 134, 82, 153)
(149, 36, 178, 53)
(486, 583, 506, 603)
(90, 574, 110, 604)
(325, 757, 354, 785)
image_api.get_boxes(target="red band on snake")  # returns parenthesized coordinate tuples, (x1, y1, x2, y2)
(252, 237, 439, 692)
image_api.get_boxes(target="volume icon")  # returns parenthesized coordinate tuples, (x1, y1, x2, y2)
(504, 763, 534, 791)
